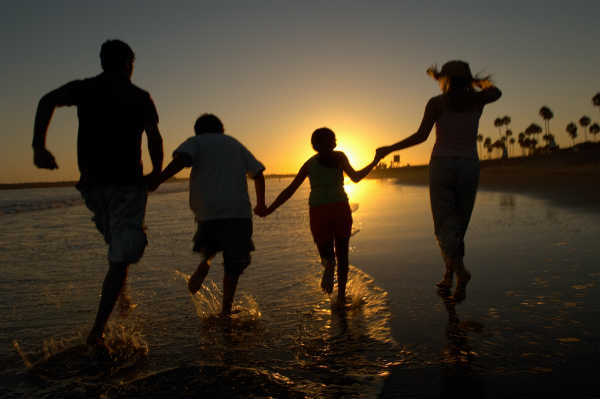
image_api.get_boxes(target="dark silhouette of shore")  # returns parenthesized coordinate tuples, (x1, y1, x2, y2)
(4, 145, 600, 212)
(370, 144, 600, 211)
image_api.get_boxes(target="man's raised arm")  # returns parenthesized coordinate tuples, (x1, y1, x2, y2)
(32, 88, 67, 169)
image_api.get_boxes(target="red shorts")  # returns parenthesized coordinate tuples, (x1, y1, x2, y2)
(309, 201, 353, 245)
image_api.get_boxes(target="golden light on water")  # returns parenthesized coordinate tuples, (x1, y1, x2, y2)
(344, 178, 370, 203)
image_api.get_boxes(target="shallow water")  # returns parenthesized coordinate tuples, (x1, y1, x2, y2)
(1, 179, 599, 398)
(1, 180, 397, 398)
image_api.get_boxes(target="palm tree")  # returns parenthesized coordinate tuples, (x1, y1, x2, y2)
(589, 123, 600, 141)
(593, 93, 600, 115)
(525, 138, 538, 155)
(525, 123, 542, 155)
(509, 137, 516, 155)
(494, 117, 504, 138)
(518, 132, 526, 156)
(502, 115, 511, 135)
(477, 134, 483, 154)
(523, 138, 532, 155)
(499, 137, 508, 158)
(483, 137, 492, 159)
(492, 140, 500, 158)
(566, 122, 577, 146)
(505, 129, 513, 157)
(579, 116, 591, 142)
(539, 106, 554, 137)
(542, 133, 556, 150)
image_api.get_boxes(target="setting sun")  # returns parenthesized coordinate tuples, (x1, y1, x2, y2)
(336, 140, 373, 169)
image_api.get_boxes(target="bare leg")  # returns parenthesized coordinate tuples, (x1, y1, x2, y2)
(222, 272, 240, 316)
(87, 262, 129, 346)
(188, 258, 211, 294)
(451, 257, 471, 302)
(436, 254, 454, 289)
(334, 237, 350, 306)
(117, 284, 136, 317)
(317, 242, 335, 294)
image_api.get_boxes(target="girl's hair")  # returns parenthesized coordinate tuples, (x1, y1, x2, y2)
(426, 60, 493, 93)
(311, 127, 336, 153)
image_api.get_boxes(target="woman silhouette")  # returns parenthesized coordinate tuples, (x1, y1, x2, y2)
(377, 61, 501, 301)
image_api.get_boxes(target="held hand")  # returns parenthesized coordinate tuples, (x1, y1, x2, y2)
(33, 148, 58, 170)
(375, 146, 390, 162)
(144, 171, 162, 192)
(254, 203, 268, 217)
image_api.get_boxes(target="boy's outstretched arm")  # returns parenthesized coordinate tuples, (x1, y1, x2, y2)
(340, 152, 380, 183)
(262, 162, 309, 216)
(148, 153, 190, 191)
(252, 171, 266, 215)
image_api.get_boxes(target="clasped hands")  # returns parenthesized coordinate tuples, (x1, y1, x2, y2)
(254, 203, 270, 218)
(375, 146, 393, 162)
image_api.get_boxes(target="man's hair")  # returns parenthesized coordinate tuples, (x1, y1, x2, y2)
(311, 127, 336, 152)
(100, 40, 135, 72)
(194, 114, 224, 135)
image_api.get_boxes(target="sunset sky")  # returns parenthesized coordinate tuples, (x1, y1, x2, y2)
(2, 0, 599, 183)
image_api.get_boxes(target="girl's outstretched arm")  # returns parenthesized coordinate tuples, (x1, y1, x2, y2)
(376, 97, 439, 159)
(340, 152, 381, 183)
(263, 162, 309, 216)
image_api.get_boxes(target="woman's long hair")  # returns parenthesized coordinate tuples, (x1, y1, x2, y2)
(427, 61, 493, 111)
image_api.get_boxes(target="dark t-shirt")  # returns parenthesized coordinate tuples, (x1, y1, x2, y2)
(56, 73, 159, 185)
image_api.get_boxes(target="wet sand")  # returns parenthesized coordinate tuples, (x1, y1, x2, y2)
(369, 145, 600, 213)
(370, 146, 600, 398)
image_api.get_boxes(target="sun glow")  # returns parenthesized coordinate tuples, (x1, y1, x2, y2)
(335, 140, 372, 169)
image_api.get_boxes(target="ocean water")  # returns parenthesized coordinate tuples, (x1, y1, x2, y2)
(1, 179, 599, 398)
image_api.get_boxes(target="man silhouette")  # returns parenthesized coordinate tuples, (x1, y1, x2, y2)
(32, 40, 164, 346)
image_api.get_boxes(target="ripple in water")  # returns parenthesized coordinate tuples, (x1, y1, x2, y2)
(157, 265, 404, 399)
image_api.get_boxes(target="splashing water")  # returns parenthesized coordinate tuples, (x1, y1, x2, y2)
(2, 181, 405, 398)
(175, 270, 262, 321)
(13, 322, 148, 381)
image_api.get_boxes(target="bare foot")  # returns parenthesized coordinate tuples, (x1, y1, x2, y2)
(332, 299, 352, 312)
(321, 266, 335, 294)
(452, 269, 471, 303)
(219, 308, 241, 318)
(86, 329, 105, 348)
(435, 275, 453, 289)
(117, 292, 137, 317)
(436, 266, 454, 289)
(188, 262, 210, 294)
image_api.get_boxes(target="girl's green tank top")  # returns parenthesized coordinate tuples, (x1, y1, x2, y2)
(308, 155, 348, 207)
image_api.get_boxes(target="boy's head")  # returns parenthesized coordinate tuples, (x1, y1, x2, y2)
(194, 114, 224, 135)
(100, 40, 135, 78)
(311, 127, 336, 153)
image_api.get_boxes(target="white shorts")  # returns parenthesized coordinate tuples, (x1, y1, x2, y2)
(80, 184, 148, 264)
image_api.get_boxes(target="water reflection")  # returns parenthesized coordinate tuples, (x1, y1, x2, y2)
(5, 179, 600, 398)
(437, 289, 486, 398)
(499, 193, 515, 209)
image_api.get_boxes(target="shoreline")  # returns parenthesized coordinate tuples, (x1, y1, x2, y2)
(4, 146, 599, 212)
(0, 174, 296, 190)
(369, 145, 600, 212)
